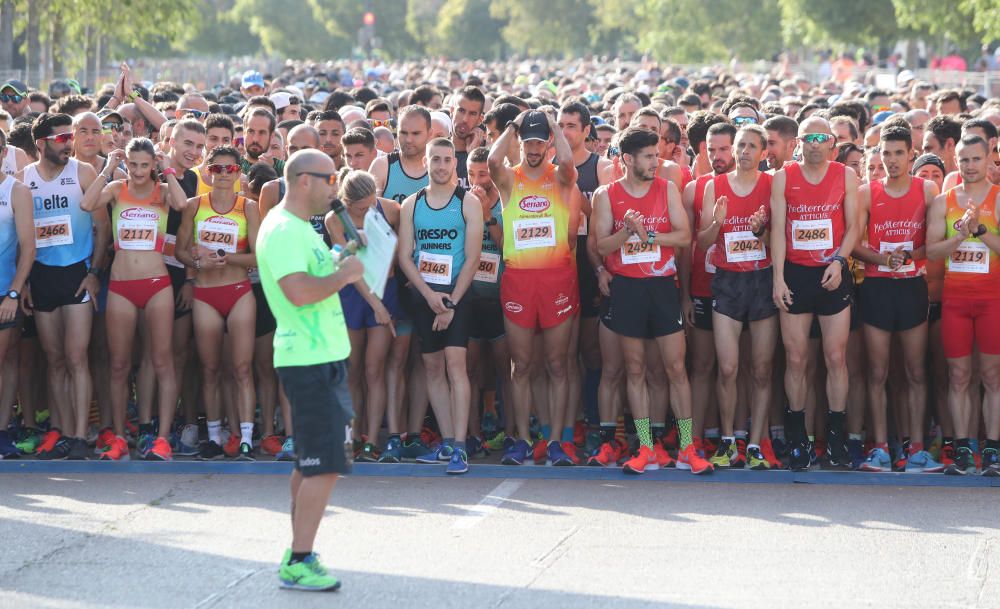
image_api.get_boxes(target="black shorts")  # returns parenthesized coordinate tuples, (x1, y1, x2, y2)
(599, 295, 612, 328)
(861, 276, 928, 332)
(252, 282, 277, 337)
(468, 297, 505, 341)
(783, 261, 852, 317)
(576, 238, 600, 318)
(712, 267, 777, 323)
(276, 360, 353, 477)
(29, 260, 91, 313)
(167, 265, 191, 319)
(411, 286, 471, 353)
(20, 314, 37, 338)
(607, 275, 684, 339)
(929, 301, 942, 324)
(691, 295, 713, 331)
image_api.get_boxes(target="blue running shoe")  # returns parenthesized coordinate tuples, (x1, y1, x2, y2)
(276, 436, 296, 461)
(547, 441, 574, 466)
(0, 430, 19, 459)
(847, 439, 865, 470)
(400, 437, 430, 461)
(136, 432, 155, 459)
(501, 439, 531, 465)
(446, 448, 469, 474)
(378, 436, 402, 464)
(416, 444, 453, 464)
(789, 442, 810, 471)
(859, 447, 891, 472)
(981, 448, 999, 477)
(905, 449, 945, 473)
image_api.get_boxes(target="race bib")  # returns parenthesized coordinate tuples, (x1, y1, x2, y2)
(949, 241, 989, 274)
(35, 215, 73, 248)
(198, 219, 239, 253)
(791, 218, 833, 251)
(418, 251, 453, 285)
(705, 244, 717, 273)
(877, 240, 914, 274)
(513, 217, 556, 250)
(474, 252, 500, 283)
(117, 219, 157, 251)
(620, 235, 660, 264)
(724, 231, 765, 263)
(163, 234, 183, 268)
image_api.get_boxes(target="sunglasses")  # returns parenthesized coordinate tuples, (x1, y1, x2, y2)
(369, 118, 395, 130)
(732, 116, 758, 126)
(42, 132, 75, 144)
(800, 133, 833, 144)
(871, 105, 890, 114)
(207, 163, 240, 174)
(0, 94, 23, 104)
(102, 122, 123, 133)
(178, 109, 209, 119)
(297, 171, 337, 185)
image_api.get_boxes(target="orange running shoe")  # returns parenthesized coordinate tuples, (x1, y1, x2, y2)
(561, 441, 581, 465)
(587, 441, 620, 466)
(36, 429, 61, 454)
(653, 442, 675, 468)
(223, 434, 241, 458)
(677, 444, 714, 475)
(261, 434, 285, 456)
(760, 437, 783, 469)
(693, 436, 707, 458)
(146, 437, 172, 461)
(99, 436, 130, 461)
(734, 438, 748, 468)
(532, 439, 548, 465)
(95, 427, 115, 454)
(623, 445, 659, 474)
(662, 426, 679, 451)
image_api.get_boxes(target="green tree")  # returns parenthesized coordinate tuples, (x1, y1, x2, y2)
(230, 0, 339, 59)
(431, 0, 506, 59)
(489, 0, 599, 57)
(310, 0, 421, 59)
(777, 0, 901, 47)
(892, 0, 996, 45)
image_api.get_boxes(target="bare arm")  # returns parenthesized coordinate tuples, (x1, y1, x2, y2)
(488, 124, 516, 197)
(370, 156, 389, 196)
(451, 193, 484, 304)
(258, 180, 281, 217)
(770, 170, 788, 281)
(593, 186, 628, 257)
(10, 183, 35, 293)
(835, 168, 861, 260)
(226, 199, 259, 268)
(850, 184, 884, 267)
(174, 199, 199, 269)
(695, 180, 722, 251)
(278, 259, 363, 308)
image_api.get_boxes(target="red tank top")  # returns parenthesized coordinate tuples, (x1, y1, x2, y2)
(605, 177, 676, 278)
(784, 162, 847, 267)
(865, 177, 927, 279)
(689, 174, 715, 296)
(680, 165, 693, 191)
(710, 172, 772, 272)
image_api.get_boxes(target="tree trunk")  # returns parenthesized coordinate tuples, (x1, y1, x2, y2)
(0, 0, 14, 70)
(85, 25, 98, 91)
(26, 0, 41, 86)
(51, 14, 63, 80)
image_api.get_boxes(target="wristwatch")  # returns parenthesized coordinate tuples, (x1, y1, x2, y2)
(973, 224, 988, 238)
(7, 289, 18, 300)
(127, 89, 140, 102)
(645, 229, 656, 245)
(485, 216, 497, 227)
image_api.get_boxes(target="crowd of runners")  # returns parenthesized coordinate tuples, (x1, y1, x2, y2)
(0, 57, 998, 477)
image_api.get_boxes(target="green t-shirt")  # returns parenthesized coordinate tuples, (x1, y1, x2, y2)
(256, 206, 350, 367)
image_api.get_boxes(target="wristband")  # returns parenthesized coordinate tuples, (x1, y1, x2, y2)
(161, 167, 177, 178)
(832, 255, 848, 269)
(752, 226, 765, 238)
(973, 223, 988, 238)
(87, 267, 101, 277)
(127, 90, 139, 102)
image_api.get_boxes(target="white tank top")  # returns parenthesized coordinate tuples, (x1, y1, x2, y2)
(24, 158, 93, 266)
(1, 146, 18, 177)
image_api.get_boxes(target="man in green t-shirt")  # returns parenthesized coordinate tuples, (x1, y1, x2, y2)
(256, 149, 363, 592)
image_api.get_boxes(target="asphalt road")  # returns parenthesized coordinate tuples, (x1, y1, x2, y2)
(1, 473, 998, 609)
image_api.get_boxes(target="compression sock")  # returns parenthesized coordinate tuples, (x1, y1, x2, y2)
(635, 417, 653, 449)
(677, 417, 694, 450)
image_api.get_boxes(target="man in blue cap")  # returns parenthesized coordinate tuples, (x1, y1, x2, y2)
(241, 70, 267, 99)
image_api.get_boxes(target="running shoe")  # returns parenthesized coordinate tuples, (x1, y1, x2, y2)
(276, 437, 296, 461)
(808, 440, 821, 468)
(35, 429, 61, 455)
(419, 426, 441, 448)
(67, 437, 89, 460)
(940, 443, 955, 467)
(279, 552, 341, 592)
(198, 440, 225, 461)
(709, 439, 737, 469)
(944, 446, 976, 476)
(788, 442, 811, 471)
(146, 437, 173, 461)
(573, 420, 586, 447)
(692, 436, 707, 458)
(501, 439, 531, 465)
(236, 441, 255, 461)
(467, 435, 488, 459)
(378, 436, 402, 464)
(734, 438, 747, 468)
(771, 437, 788, 461)
(94, 427, 115, 455)
(826, 437, 850, 468)
(98, 436, 131, 461)
(623, 445, 658, 474)
(484, 431, 508, 452)
(584, 430, 602, 456)
(653, 442, 675, 468)
(446, 448, 469, 475)
(859, 447, 891, 472)
(586, 440, 621, 467)
(223, 434, 241, 458)
(0, 430, 19, 459)
(400, 436, 429, 461)
(702, 436, 718, 457)
(415, 444, 453, 464)
(676, 444, 714, 475)
(352, 438, 364, 459)
(847, 438, 865, 470)
(37, 436, 71, 460)
(560, 441, 581, 465)
(532, 439, 548, 465)
(981, 448, 1000, 477)
(136, 432, 156, 459)
(760, 437, 782, 469)
(15, 428, 42, 454)
(662, 425, 679, 451)
(747, 446, 769, 470)
(356, 442, 380, 463)
(175, 424, 200, 456)
(547, 441, 574, 466)
(261, 435, 285, 457)
(904, 450, 945, 473)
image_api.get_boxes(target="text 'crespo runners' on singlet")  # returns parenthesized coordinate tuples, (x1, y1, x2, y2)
(0, 175, 18, 290)
(193, 193, 249, 254)
(502, 164, 572, 270)
(112, 182, 169, 253)
(471, 198, 503, 298)
(412, 186, 467, 290)
(710, 172, 772, 272)
(783, 161, 847, 267)
(605, 176, 676, 278)
(383, 151, 428, 204)
(866, 177, 927, 279)
(944, 184, 1000, 300)
(25, 158, 93, 266)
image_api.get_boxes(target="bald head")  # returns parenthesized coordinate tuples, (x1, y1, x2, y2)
(285, 149, 335, 188)
(287, 124, 321, 156)
(72, 111, 100, 129)
(798, 116, 832, 136)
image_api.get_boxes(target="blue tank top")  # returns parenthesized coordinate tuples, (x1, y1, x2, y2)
(0, 176, 17, 291)
(383, 151, 427, 204)
(412, 187, 466, 290)
(24, 158, 93, 266)
(471, 198, 503, 298)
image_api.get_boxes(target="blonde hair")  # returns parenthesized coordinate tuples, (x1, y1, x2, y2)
(337, 168, 377, 203)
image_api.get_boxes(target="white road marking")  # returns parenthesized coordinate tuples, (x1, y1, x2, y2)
(451, 479, 523, 530)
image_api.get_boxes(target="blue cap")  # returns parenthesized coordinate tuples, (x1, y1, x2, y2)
(241, 70, 265, 89)
(872, 110, 895, 126)
(672, 77, 689, 90)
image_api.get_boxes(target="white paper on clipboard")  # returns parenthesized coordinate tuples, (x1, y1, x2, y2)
(357, 207, 397, 298)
